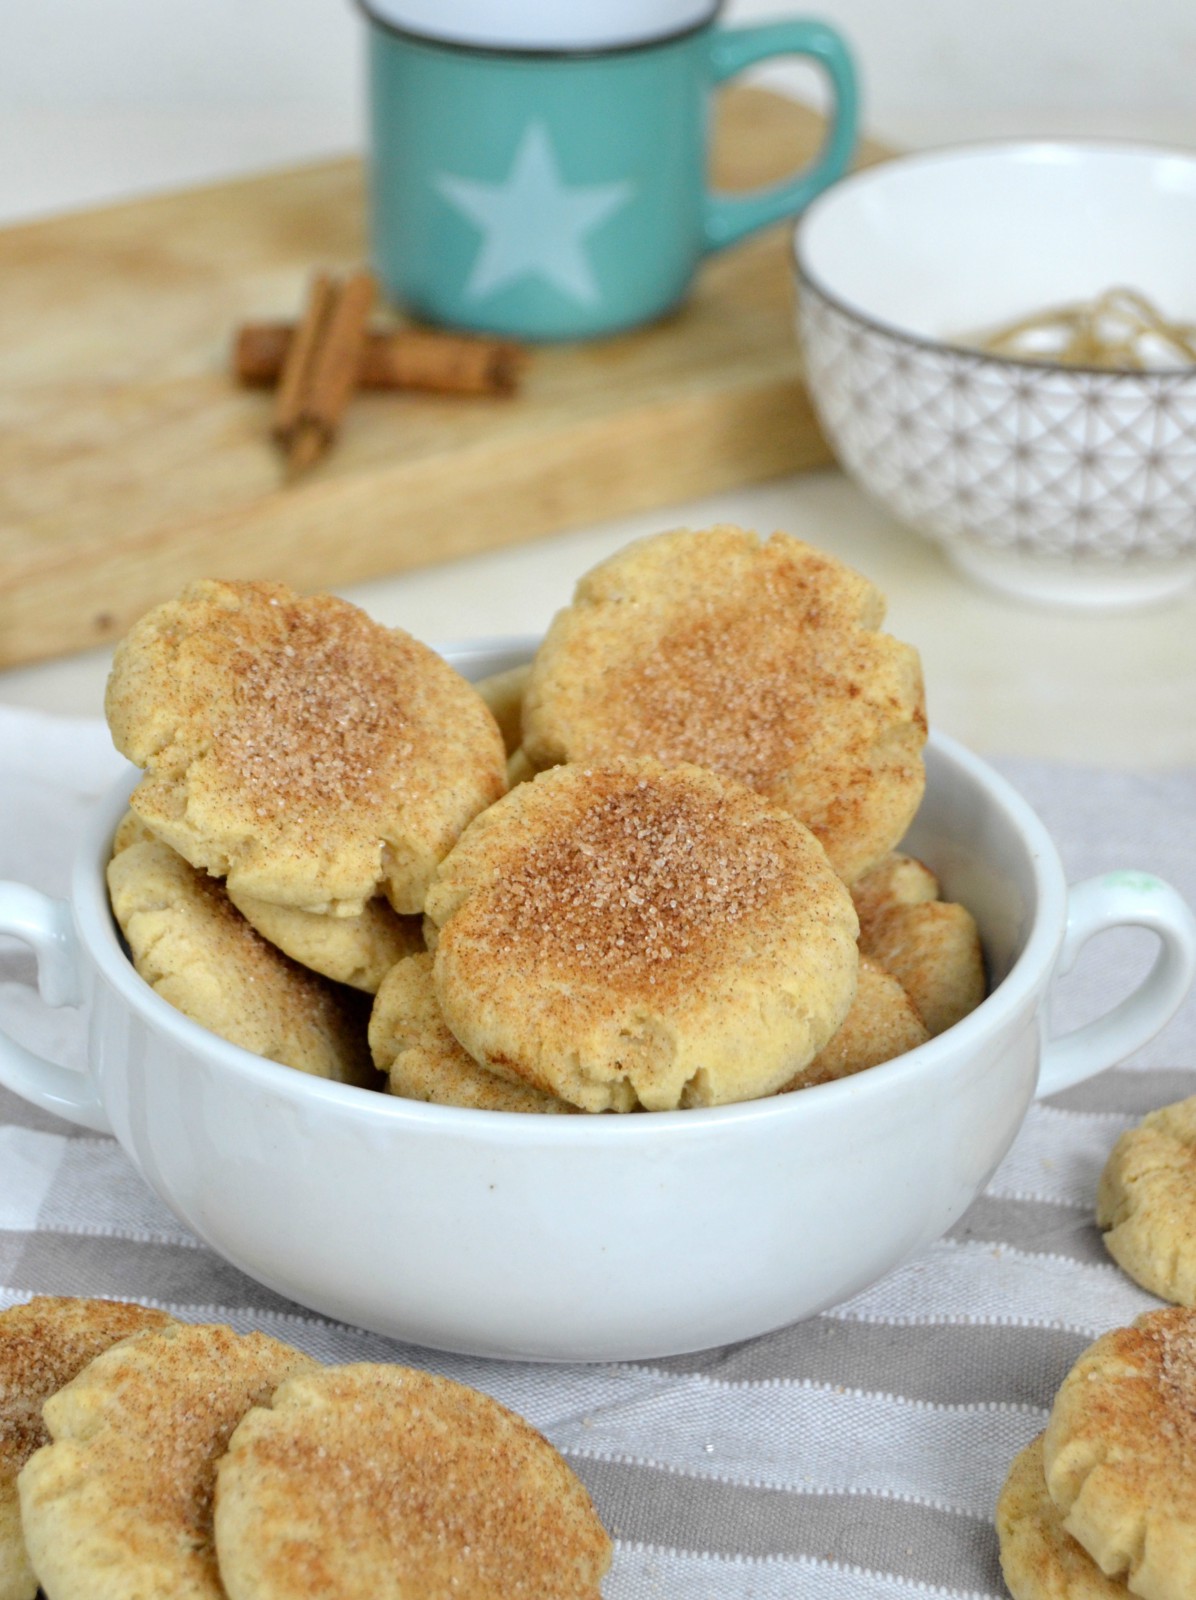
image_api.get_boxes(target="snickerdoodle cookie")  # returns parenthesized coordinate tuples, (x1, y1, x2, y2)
(107, 832, 376, 1085)
(997, 1435, 1128, 1600)
(370, 953, 575, 1113)
(426, 758, 859, 1112)
(1042, 1308, 1196, 1600)
(227, 889, 423, 995)
(113, 794, 421, 996)
(850, 851, 940, 925)
(18, 1322, 316, 1600)
(851, 852, 986, 1036)
(506, 747, 538, 790)
(473, 663, 530, 755)
(105, 580, 507, 917)
(1097, 1096, 1196, 1305)
(521, 526, 927, 883)
(0, 1297, 173, 1600)
(214, 1363, 612, 1600)
(777, 955, 929, 1092)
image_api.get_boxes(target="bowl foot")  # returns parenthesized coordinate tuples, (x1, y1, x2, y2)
(943, 542, 1196, 612)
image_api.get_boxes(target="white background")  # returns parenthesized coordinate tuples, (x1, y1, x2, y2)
(2, 0, 1194, 225)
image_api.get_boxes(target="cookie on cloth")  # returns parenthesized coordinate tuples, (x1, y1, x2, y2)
(1097, 1096, 1196, 1305)
(777, 955, 929, 1092)
(213, 1363, 612, 1600)
(997, 1434, 1128, 1600)
(472, 663, 530, 754)
(107, 833, 376, 1085)
(521, 526, 927, 884)
(426, 757, 859, 1112)
(227, 889, 423, 995)
(105, 580, 507, 916)
(851, 852, 986, 1036)
(370, 953, 576, 1113)
(18, 1322, 316, 1600)
(1042, 1308, 1196, 1600)
(0, 1297, 173, 1600)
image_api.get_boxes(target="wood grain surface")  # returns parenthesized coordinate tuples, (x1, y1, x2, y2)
(0, 90, 890, 668)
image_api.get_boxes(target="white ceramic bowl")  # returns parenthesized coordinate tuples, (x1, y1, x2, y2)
(795, 143, 1196, 609)
(1, 639, 1194, 1362)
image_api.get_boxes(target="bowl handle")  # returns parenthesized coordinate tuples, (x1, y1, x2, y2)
(0, 882, 111, 1132)
(1036, 873, 1196, 1099)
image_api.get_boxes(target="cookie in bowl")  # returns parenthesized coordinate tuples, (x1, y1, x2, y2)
(105, 579, 507, 917)
(107, 825, 376, 1085)
(426, 756, 860, 1111)
(370, 952, 576, 1114)
(522, 525, 927, 884)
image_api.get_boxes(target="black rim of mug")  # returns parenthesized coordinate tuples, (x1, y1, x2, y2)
(354, 0, 721, 60)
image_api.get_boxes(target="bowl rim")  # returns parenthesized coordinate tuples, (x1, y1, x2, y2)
(793, 136, 1196, 381)
(81, 638, 1068, 1140)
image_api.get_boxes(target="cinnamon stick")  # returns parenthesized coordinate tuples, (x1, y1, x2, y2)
(270, 271, 376, 478)
(271, 272, 335, 445)
(287, 270, 375, 475)
(238, 322, 525, 397)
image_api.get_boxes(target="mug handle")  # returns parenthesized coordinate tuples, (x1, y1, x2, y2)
(0, 882, 111, 1132)
(702, 20, 859, 253)
(1035, 872, 1196, 1099)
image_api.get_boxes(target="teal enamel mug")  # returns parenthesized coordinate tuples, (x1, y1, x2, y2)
(359, 2, 858, 340)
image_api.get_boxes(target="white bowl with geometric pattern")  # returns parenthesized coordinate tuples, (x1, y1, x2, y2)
(794, 143, 1196, 609)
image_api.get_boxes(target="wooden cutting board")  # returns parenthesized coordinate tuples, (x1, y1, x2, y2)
(0, 90, 889, 670)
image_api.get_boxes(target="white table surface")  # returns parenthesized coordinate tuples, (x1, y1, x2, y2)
(4, 468, 1194, 768)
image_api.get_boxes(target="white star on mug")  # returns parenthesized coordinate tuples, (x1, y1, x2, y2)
(434, 123, 633, 308)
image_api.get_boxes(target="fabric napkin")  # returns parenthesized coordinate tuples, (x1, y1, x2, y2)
(2, 702, 1194, 1600)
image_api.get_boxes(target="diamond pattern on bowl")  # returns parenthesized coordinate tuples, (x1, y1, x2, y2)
(798, 282, 1196, 568)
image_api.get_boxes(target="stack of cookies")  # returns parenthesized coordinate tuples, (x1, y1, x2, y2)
(104, 578, 507, 1087)
(997, 1307, 1196, 1600)
(104, 526, 985, 1114)
(1, 1296, 611, 1600)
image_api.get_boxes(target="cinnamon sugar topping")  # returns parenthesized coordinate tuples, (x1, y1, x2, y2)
(522, 526, 927, 883)
(603, 593, 858, 793)
(1158, 1313, 1196, 1427)
(212, 598, 413, 817)
(105, 579, 507, 914)
(477, 766, 796, 987)
(214, 1364, 611, 1599)
(1, 1297, 171, 1471)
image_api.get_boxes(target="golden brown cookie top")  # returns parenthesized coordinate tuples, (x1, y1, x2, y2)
(996, 1435, 1127, 1600)
(1043, 1308, 1196, 1600)
(18, 1322, 317, 1600)
(105, 581, 506, 916)
(1, 1297, 172, 1482)
(427, 757, 859, 1111)
(432, 757, 837, 1002)
(214, 1363, 612, 1600)
(1098, 1095, 1196, 1306)
(522, 527, 927, 882)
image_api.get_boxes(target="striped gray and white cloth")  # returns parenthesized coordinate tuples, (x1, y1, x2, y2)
(2, 704, 1194, 1600)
